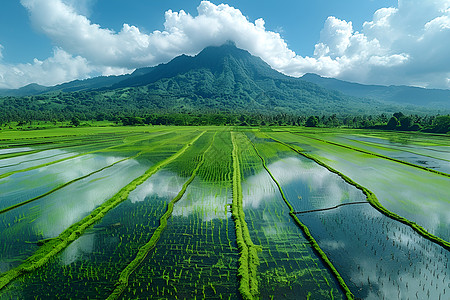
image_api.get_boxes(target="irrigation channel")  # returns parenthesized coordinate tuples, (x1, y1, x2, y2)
(0, 126, 448, 299)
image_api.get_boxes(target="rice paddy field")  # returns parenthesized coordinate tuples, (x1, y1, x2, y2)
(0, 126, 448, 299)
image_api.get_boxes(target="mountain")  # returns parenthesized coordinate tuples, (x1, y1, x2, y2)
(1, 43, 446, 122)
(99, 42, 382, 114)
(301, 73, 450, 108)
(0, 83, 50, 97)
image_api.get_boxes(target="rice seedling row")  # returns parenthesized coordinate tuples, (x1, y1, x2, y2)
(325, 134, 450, 173)
(299, 204, 450, 299)
(0, 131, 184, 212)
(289, 131, 450, 177)
(108, 131, 216, 299)
(0, 131, 205, 290)
(120, 146, 238, 300)
(0, 151, 145, 215)
(251, 132, 450, 299)
(243, 133, 350, 299)
(0, 127, 447, 299)
(265, 131, 450, 244)
(0, 132, 136, 160)
(234, 131, 346, 299)
(0, 130, 176, 180)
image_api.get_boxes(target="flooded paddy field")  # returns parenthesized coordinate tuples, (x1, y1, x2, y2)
(0, 126, 448, 299)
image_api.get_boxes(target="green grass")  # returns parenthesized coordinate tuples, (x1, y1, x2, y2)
(231, 132, 260, 300)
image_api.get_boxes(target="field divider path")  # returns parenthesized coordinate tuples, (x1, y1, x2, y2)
(246, 136, 354, 300)
(292, 201, 369, 214)
(0, 131, 205, 292)
(0, 151, 145, 215)
(107, 132, 216, 300)
(0, 131, 172, 180)
(289, 131, 450, 178)
(231, 132, 260, 300)
(264, 133, 450, 251)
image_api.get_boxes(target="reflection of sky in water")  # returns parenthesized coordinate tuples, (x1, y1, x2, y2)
(0, 154, 126, 210)
(128, 169, 185, 204)
(240, 156, 365, 212)
(266, 156, 365, 211)
(300, 205, 450, 300)
(173, 178, 230, 221)
(54, 169, 185, 266)
(350, 135, 450, 161)
(242, 166, 278, 209)
(60, 234, 94, 265)
(333, 135, 450, 173)
(0, 147, 33, 155)
(0, 149, 73, 170)
(33, 158, 149, 238)
(316, 149, 450, 241)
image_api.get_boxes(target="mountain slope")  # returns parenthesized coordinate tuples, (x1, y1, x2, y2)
(1, 43, 445, 122)
(301, 73, 450, 107)
(0, 83, 50, 97)
(102, 43, 381, 114)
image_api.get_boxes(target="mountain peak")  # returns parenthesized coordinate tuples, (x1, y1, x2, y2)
(113, 43, 286, 88)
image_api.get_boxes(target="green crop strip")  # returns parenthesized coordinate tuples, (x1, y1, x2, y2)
(289, 131, 450, 178)
(0, 131, 172, 180)
(247, 136, 354, 300)
(107, 132, 216, 299)
(231, 131, 260, 300)
(265, 133, 450, 251)
(0, 151, 145, 215)
(0, 131, 205, 291)
(0, 133, 132, 160)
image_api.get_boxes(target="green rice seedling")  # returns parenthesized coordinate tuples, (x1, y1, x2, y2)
(0, 131, 205, 292)
(107, 132, 215, 299)
(265, 132, 450, 250)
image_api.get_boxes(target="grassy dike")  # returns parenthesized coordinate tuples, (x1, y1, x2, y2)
(107, 132, 216, 299)
(231, 132, 260, 300)
(264, 133, 450, 252)
(0, 131, 173, 180)
(0, 131, 205, 292)
(247, 137, 354, 300)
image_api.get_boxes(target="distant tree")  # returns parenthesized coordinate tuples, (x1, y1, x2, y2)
(398, 115, 413, 130)
(393, 112, 404, 120)
(71, 117, 81, 127)
(386, 116, 399, 130)
(430, 115, 450, 133)
(305, 116, 319, 127)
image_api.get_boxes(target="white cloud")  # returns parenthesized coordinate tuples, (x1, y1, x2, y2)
(1, 0, 449, 89)
(0, 48, 92, 89)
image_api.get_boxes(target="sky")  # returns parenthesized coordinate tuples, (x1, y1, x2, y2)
(0, 0, 449, 90)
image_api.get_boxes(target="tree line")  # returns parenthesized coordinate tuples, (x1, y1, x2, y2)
(2, 112, 448, 134)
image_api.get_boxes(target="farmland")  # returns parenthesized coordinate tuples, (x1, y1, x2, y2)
(0, 126, 449, 299)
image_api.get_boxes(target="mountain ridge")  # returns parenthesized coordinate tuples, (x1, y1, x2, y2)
(1, 43, 448, 111)
(300, 73, 450, 107)
(1, 43, 448, 120)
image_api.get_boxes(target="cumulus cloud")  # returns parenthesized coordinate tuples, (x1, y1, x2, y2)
(0, 48, 92, 89)
(1, 0, 449, 89)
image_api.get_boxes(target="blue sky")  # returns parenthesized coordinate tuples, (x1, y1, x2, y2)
(0, 0, 449, 89)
